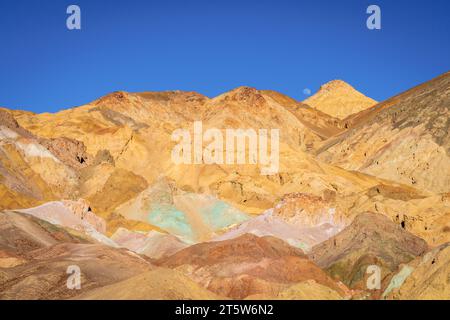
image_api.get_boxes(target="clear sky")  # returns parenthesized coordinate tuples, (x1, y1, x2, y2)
(0, 0, 449, 113)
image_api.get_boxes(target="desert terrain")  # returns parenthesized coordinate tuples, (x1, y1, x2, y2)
(0, 72, 449, 300)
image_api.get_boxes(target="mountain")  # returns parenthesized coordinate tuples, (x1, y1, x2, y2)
(309, 212, 428, 290)
(0, 210, 217, 300)
(1, 72, 450, 300)
(383, 242, 450, 300)
(0, 211, 153, 299)
(318, 72, 450, 194)
(158, 234, 348, 299)
(2, 86, 393, 233)
(304, 80, 377, 119)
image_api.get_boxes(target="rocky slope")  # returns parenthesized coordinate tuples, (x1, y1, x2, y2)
(0, 211, 153, 299)
(383, 242, 450, 300)
(9, 86, 391, 221)
(318, 72, 450, 194)
(1, 72, 449, 300)
(309, 212, 428, 290)
(158, 234, 349, 299)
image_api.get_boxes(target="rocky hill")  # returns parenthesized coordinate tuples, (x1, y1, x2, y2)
(1, 72, 449, 300)
(304, 80, 377, 119)
(309, 212, 428, 290)
(318, 72, 450, 194)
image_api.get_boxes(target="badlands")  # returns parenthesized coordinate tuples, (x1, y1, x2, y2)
(0, 72, 449, 299)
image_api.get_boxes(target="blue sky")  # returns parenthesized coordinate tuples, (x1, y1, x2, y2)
(0, 0, 449, 113)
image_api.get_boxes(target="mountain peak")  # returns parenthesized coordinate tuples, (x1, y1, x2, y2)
(226, 86, 261, 98)
(304, 80, 377, 119)
(212, 86, 267, 107)
(320, 79, 355, 92)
